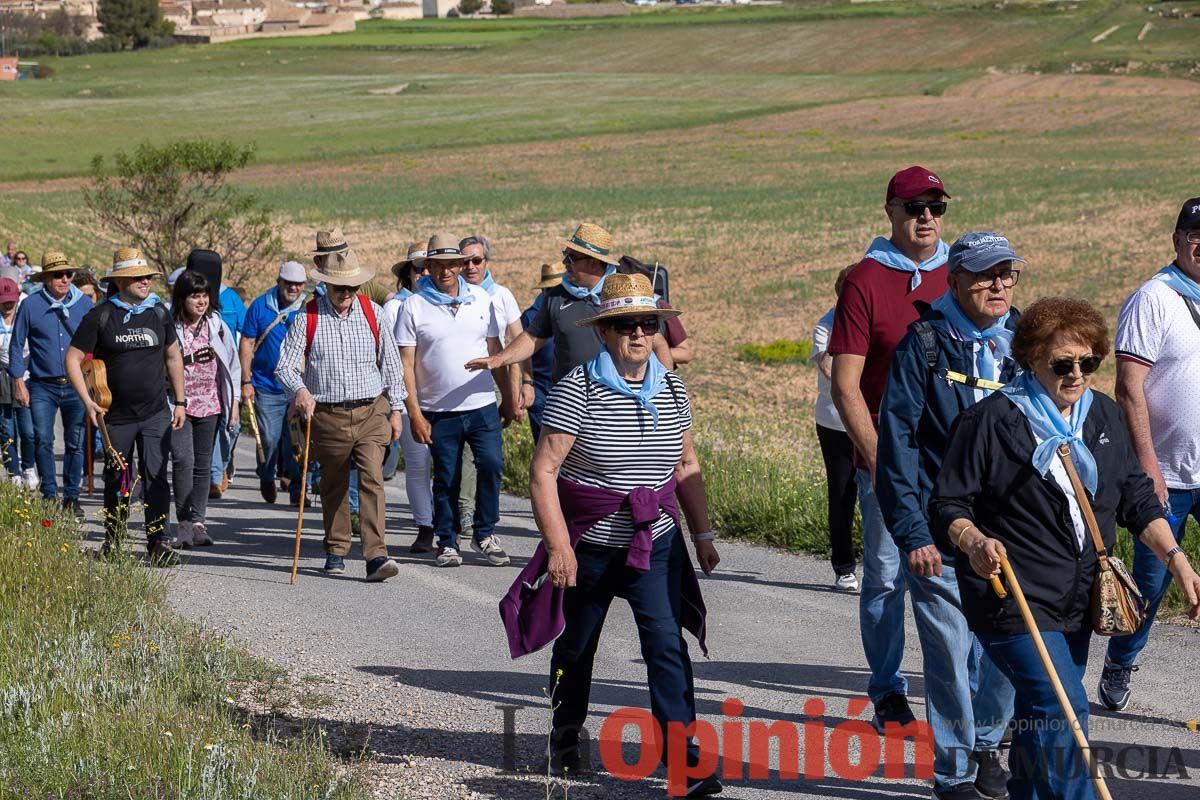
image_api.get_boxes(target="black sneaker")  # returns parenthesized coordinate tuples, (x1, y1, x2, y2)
(409, 525, 435, 553)
(147, 540, 180, 568)
(61, 497, 86, 521)
(676, 775, 723, 797)
(933, 783, 986, 800)
(323, 554, 346, 575)
(364, 556, 399, 583)
(1097, 659, 1137, 711)
(872, 693, 917, 733)
(973, 749, 1009, 799)
(259, 480, 277, 504)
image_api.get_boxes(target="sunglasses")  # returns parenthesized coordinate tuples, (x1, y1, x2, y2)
(893, 200, 948, 218)
(1049, 355, 1102, 377)
(466, 256, 486, 266)
(609, 317, 661, 336)
(963, 269, 1020, 289)
(51, 270, 76, 280)
(330, 284, 360, 294)
(562, 249, 594, 267)
(15, 256, 28, 261)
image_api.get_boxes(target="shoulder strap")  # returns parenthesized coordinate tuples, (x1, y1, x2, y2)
(253, 293, 306, 354)
(358, 294, 380, 355)
(99, 301, 113, 333)
(304, 299, 319, 360)
(914, 321, 938, 369)
(1178, 292, 1200, 333)
(1056, 444, 1110, 567)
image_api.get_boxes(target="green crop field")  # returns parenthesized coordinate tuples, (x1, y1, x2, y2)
(3, 0, 1200, 573)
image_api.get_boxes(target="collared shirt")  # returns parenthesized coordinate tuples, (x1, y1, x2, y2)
(6, 288, 91, 380)
(275, 294, 406, 410)
(242, 287, 305, 395)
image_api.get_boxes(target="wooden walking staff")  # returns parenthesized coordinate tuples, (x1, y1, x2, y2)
(244, 395, 265, 463)
(991, 557, 1114, 800)
(289, 414, 313, 585)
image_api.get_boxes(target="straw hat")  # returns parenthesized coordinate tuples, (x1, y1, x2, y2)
(34, 250, 72, 280)
(310, 247, 373, 287)
(311, 227, 350, 256)
(391, 242, 428, 279)
(107, 247, 161, 280)
(576, 273, 681, 327)
(423, 233, 468, 263)
(562, 222, 620, 266)
(535, 262, 565, 290)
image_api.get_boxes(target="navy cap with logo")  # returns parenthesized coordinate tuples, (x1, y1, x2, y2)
(947, 231, 1026, 273)
(1175, 197, 1200, 231)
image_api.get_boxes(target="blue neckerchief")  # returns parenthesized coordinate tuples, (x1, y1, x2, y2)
(1154, 263, 1200, 304)
(40, 284, 84, 321)
(416, 275, 475, 306)
(479, 270, 497, 296)
(267, 287, 306, 316)
(562, 265, 617, 304)
(109, 293, 162, 324)
(584, 350, 668, 430)
(864, 236, 949, 291)
(1001, 371, 1097, 496)
(395, 287, 413, 302)
(931, 291, 1012, 385)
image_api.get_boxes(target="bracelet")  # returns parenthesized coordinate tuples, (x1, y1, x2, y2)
(953, 524, 976, 550)
(521, 378, 535, 386)
(691, 531, 716, 542)
(1164, 546, 1185, 569)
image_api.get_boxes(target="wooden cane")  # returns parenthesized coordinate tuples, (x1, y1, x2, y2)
(245, 395, 266, 463)
(289, 414, 313, 585)
(85, 416, 94, 495)
(991, 557, 1113, 800)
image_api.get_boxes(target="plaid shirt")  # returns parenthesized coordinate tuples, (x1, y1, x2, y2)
(276, 294, 406, 410)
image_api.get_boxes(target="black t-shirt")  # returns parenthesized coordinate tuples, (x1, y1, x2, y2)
(525, 286, 604, 382)
(71, 301, 177, 424)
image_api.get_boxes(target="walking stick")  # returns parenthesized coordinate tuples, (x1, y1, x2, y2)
(85, 416, 94, 495)
(991, 557, 1113, 800)
(245, 395, 265, 463)
(289, 414, 313, 585)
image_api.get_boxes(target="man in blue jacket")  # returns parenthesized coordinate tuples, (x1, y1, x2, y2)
(7, 250, 91, 517)
(876, 232, 1023, 800)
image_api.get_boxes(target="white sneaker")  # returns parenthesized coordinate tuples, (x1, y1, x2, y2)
(175, 521, 194, 549)
(9, 474, 24, 487)
(22, 467, 38, 490)
(835, 573, 860, 593)
(191, 522, 213, 547)
(436, 546, 463, 568)
(471, 535, 511, 566)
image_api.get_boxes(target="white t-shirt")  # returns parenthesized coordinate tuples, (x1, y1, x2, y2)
(396, 284, 500, 413)
(1115, 275, 1200, 489)
(486, 283, 522, 336)
(811, 308, 844, 431)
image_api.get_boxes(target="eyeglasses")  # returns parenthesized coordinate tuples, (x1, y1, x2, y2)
(52, 271, 76, 280)
(466, 256, 486, 266)
(1049, 355, 1102, 377)
(562, 249, 593, 267)
(610, 317, 661, 336)
(14, 256, 27, 262)
(962, 269, 1020, 289)
(1183, 231, 1200, 245)
(330, 285, 359, 294)
(892, 200, 948, 218)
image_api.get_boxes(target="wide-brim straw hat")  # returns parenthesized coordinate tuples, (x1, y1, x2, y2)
(391, 242, 427, 278)
(576, 273, 681, 327)
(107, 247, 161, 280)
(311, 227, 350, 256)
(310, 247, 374, 287)
(34, 250, 72, 280)
(423, 233, 468, 263)
(562, 222, 620, 266)
(535, 262, 565, 289)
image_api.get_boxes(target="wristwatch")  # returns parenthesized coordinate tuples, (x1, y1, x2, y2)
(242, 380, 253, 386)
(174, 397, 188, 407)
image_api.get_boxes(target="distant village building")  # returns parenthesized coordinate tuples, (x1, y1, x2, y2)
(0, 56, 19, 81)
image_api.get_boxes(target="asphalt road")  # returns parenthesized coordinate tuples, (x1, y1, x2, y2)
(77, 436, 1200, 799)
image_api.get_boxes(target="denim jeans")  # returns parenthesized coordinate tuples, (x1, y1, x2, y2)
(349, 468, 359, 514)
(528, 386, 547, 443)
(1107, 487, 1198, 667)
(856, 469, 909, 702)
(0, 402, 35, 475)
(904, 558, 1016, 789)
(210, 422, 239, 485)
(29, 379, 85, 500)
(253, 389, 299, 488)
(550, 528, 700, 767)
(979, 627, 1094, 800)
(426, 403, 502, 550)
(171, 414, 220, 524)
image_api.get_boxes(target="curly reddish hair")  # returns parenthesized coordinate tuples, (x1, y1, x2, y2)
(1012, 297, 1110, 371)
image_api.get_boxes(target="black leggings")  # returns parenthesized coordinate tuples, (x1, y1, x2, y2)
(816, 424, 857, 576)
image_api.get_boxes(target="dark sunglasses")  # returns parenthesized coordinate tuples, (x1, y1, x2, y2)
(562, 249, 594, 267)
(894, 200, 948, 218)
(51, 271, 76, 280)
(14, 255, 28, 261)
(609, 317, 661, 336)
(1049, 355, 1102, 377)
(466, 256, 486, 266)
(330, 284, 360, 294)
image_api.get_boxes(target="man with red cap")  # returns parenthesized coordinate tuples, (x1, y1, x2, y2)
(828, 166, 951, 734)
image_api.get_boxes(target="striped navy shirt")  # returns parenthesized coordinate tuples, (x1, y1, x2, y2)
(542, 366, 692, 547)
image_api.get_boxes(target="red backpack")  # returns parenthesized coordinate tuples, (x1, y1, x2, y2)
(304, 295, 380, 363)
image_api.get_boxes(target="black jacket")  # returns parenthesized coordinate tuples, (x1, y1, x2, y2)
(930, 390, 1162, 635)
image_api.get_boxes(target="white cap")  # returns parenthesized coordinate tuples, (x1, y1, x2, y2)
(167, 266, 185, 286)
(279, 260, 307, 283)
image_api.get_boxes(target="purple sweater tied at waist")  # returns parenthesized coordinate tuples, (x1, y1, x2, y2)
(499, 476, 708, 660)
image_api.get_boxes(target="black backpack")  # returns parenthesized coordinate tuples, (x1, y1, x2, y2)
(617, 255, 670, 304)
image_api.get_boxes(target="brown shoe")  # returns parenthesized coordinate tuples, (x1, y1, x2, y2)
(409, 525, 435, 553)
(260, 480, 277, 504)
(209, 483, 222, 500)
(219, 469, 229, 494)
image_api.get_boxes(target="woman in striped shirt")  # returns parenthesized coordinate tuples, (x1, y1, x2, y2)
(527, 272, 721, 797)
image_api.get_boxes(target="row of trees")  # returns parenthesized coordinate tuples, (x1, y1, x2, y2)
(0, 0, 170, 57)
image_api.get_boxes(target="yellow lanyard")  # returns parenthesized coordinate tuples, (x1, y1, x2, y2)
(941, 370, 1005, 392)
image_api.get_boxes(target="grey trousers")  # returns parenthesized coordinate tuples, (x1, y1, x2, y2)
(172, 413, 221, 524)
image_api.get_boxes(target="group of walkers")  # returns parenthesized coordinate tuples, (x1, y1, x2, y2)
(811, 167, 1200, 800)
(8, 172, 1200, 800)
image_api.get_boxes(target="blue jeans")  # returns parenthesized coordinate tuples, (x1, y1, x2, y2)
(253, 389, 300, 488)
(349, 468, 359, 513)
(528, 386, 547, 443)
(29, 380, 85, 500)
(210, 421, 239, 484)
(550, 528, 699, 767)
(0, 403, 35, 475)
(904, 558, 1015, 789)
(979, 627, 1094, 800)
(857, 469, 909, 702)
(426, 403, 502, 550)
(1106, 487, 1198, 667)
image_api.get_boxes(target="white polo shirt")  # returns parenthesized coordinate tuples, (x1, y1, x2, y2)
(487, 283, 522, 334)
(396, 284, 500, 413)
(1115, 274, 1200, 489)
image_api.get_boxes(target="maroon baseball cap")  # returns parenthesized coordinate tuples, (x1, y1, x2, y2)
(886, 166, 950, 202)
(0, 278, 19, 303)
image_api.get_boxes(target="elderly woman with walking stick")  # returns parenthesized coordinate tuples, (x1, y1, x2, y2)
(500, 273, 721, 797)
(932, 297, 1200, 800)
